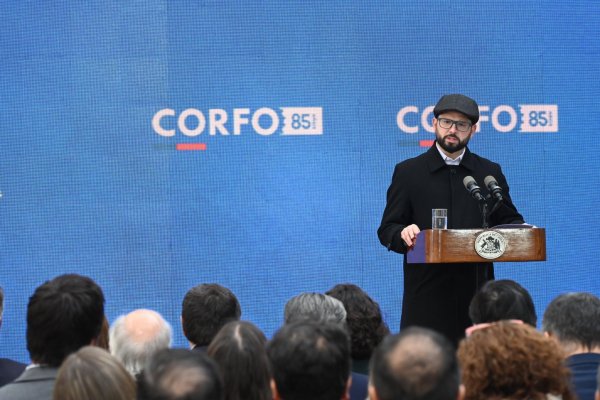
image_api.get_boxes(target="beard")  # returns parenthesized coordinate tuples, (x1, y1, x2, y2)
(436, 131, 471, 154)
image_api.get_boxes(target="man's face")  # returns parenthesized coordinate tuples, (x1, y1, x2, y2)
(434, 111, 476, 155)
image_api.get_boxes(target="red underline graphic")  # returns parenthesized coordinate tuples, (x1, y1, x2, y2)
(176, 143, 207, 151)
(419, 140, 434, 147)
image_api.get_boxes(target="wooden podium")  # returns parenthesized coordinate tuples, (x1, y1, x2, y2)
(407, 226, 546, 263)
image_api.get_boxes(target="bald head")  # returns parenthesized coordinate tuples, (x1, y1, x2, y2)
(370, 327, 459, 400)
(122, 309, 167, 343)
(110, 309, 172, 376)
(387, 334, 445, 393)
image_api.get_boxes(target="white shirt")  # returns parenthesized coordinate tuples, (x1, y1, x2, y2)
(436, 142, 465, 166)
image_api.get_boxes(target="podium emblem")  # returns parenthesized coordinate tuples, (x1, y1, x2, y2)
(475, 231, 507, 259)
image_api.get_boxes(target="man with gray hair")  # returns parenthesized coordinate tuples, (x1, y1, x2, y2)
(0, 286, 26, 387)
(110, 309, 172, 378)
(282, 292, 367, 400)
(284, 293, 347, 324)
(542, 292, 600, 400)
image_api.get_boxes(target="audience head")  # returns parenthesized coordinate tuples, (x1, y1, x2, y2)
(27, 273, 105, 367)
(182, 283, 241, 348)
(326, 283, 390, 360)
(53, 346, 136, 400)
(207, 321, 271, 400)
(267, 320, 351, 400)
(457, 321, 574, 400)
(542, 292, 600, 354)
(141, 348, 223, 400)
(110, 308, 172, 376)
(468, 279, 537, 326)
(283, 293, 346, 325)
(369, 327, 460, 400)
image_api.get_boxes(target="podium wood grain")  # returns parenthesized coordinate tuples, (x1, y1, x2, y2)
(407, 228, 546, 263)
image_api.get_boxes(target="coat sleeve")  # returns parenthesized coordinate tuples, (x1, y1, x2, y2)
(377, 164, 411, 254)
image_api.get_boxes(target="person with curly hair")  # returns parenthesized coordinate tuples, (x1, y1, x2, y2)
(457, 321, 575, 400)
(326, 283, 390, 374)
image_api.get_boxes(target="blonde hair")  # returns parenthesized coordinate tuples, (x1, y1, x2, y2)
(53, 346, 136, 400)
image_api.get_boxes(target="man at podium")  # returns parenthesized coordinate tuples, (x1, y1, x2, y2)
(377, 94, 525, 346)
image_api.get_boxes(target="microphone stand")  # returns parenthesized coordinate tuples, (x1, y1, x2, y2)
(479, 200, 489, 229)
(488, 197, 504, 216)
(475, 195, 506, 289)
(477, 199, 490, 290)
(482, 195, 505, 228)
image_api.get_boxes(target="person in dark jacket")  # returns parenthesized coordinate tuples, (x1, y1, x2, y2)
(282, 293, 369, 400)
(267, 321, 352, 400)
(0, 274, 105, 400)
(378, 94, 525, 345)
(542, 292, 600, 400)
(0, 286, 26, 388)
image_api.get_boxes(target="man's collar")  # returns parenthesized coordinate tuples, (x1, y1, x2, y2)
(15, 365, 58, 382)
(435, 142, 465, 164)
(426, 143, 474, 172)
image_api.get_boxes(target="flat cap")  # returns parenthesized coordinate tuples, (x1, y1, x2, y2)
(433, 94, 479, 124)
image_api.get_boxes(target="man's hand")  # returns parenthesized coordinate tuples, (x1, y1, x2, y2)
(401, 224, 421, 248)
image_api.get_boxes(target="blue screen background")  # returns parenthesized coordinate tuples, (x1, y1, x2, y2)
(1, 1, 598, 362)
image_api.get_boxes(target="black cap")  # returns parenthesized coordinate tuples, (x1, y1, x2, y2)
(433, 94, 479, 124)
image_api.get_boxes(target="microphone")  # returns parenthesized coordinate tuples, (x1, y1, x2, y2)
(484, 175, 504, 201)
(463, 176, 485, 202)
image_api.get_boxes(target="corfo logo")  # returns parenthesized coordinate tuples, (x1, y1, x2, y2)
(397, 104, 558, 134)
(152, 107, 323, 137)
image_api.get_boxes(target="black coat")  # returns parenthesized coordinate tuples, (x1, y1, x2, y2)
(378, 144, 524, 345)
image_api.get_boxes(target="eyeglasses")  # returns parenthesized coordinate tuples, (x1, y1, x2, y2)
(437, 118, 472, 132)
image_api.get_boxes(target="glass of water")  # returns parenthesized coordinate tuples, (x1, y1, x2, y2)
(432, 209, 448, 229)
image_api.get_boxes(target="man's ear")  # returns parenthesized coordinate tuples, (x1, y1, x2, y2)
(181, 316, 194, 349)
(368, 384, 379, 400)
(270, 379, 281, 400)
(341, 376, 352, 400)
(457, 384, 466, 400)
(544, 331, 560, 344)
